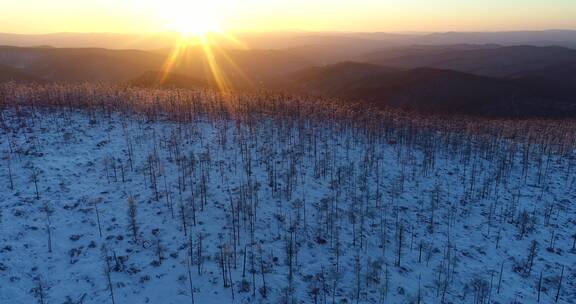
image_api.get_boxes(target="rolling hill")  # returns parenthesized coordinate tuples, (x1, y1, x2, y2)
(364, 45, 576, 77)
(278, 62, 576, 117)
(0, 45, 313, 87)
(508, 64, 576, 99)
(0, 46, 164, 82)
(0, 63, 44, 83)
(2, 43, 576, 117)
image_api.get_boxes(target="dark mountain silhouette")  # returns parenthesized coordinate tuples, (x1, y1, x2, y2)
(362, 44, 499, 62)
(0, 46, 313, 85)
(273, 62, 401, 92)
(277, 45, 378, 65)
(508, 64, 576, 99)
(364, 46, 576, 77)
(2, 43, 576, 117)
(0, 46, 164, 82)
(0, 64, 44, 82)
(278, 62, 576, 117)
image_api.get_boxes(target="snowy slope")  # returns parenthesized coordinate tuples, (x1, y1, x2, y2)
(0, 104, 575, 304)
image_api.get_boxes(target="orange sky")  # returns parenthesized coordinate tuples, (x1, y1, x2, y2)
(2, 0, 576, 34)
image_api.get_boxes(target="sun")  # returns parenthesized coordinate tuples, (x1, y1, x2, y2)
(163, 1, 222, 37)
(170, 13, 220, 37)
(159, 0, 250, 94)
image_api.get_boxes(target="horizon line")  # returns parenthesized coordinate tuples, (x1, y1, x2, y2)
(2, 29, 576, 36)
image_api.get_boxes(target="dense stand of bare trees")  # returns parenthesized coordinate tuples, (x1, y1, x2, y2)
(1, 83, 575, 303)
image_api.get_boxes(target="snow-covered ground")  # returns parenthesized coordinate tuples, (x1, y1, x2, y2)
(0, 107, 575, 303)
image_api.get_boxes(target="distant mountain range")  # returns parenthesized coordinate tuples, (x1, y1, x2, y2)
(3, 30, 576, 49)
(0, 63, 44, 83)
(0, 46, 163, 82)
(0, 45, 311, 85)
(363, 45, 576, 77)
(275, 62, 576, 117)
(1, 37, 576, 117)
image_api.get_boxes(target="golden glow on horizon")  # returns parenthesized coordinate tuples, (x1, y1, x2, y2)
(2, 0, 576, 34)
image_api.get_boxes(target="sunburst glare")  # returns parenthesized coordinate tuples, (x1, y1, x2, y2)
(162, 0, 222, 37)
(158, 1, 252, 96)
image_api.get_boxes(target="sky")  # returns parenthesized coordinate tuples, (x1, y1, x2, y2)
(2, 0, 576, 34)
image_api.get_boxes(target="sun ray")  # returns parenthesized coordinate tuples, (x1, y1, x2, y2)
(160, 38, 189, 83)
(157, 0, 256, 105)
(160, 31, 255, 92)
(199, 35, 233, 94)
(212, 46, 256, 90)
